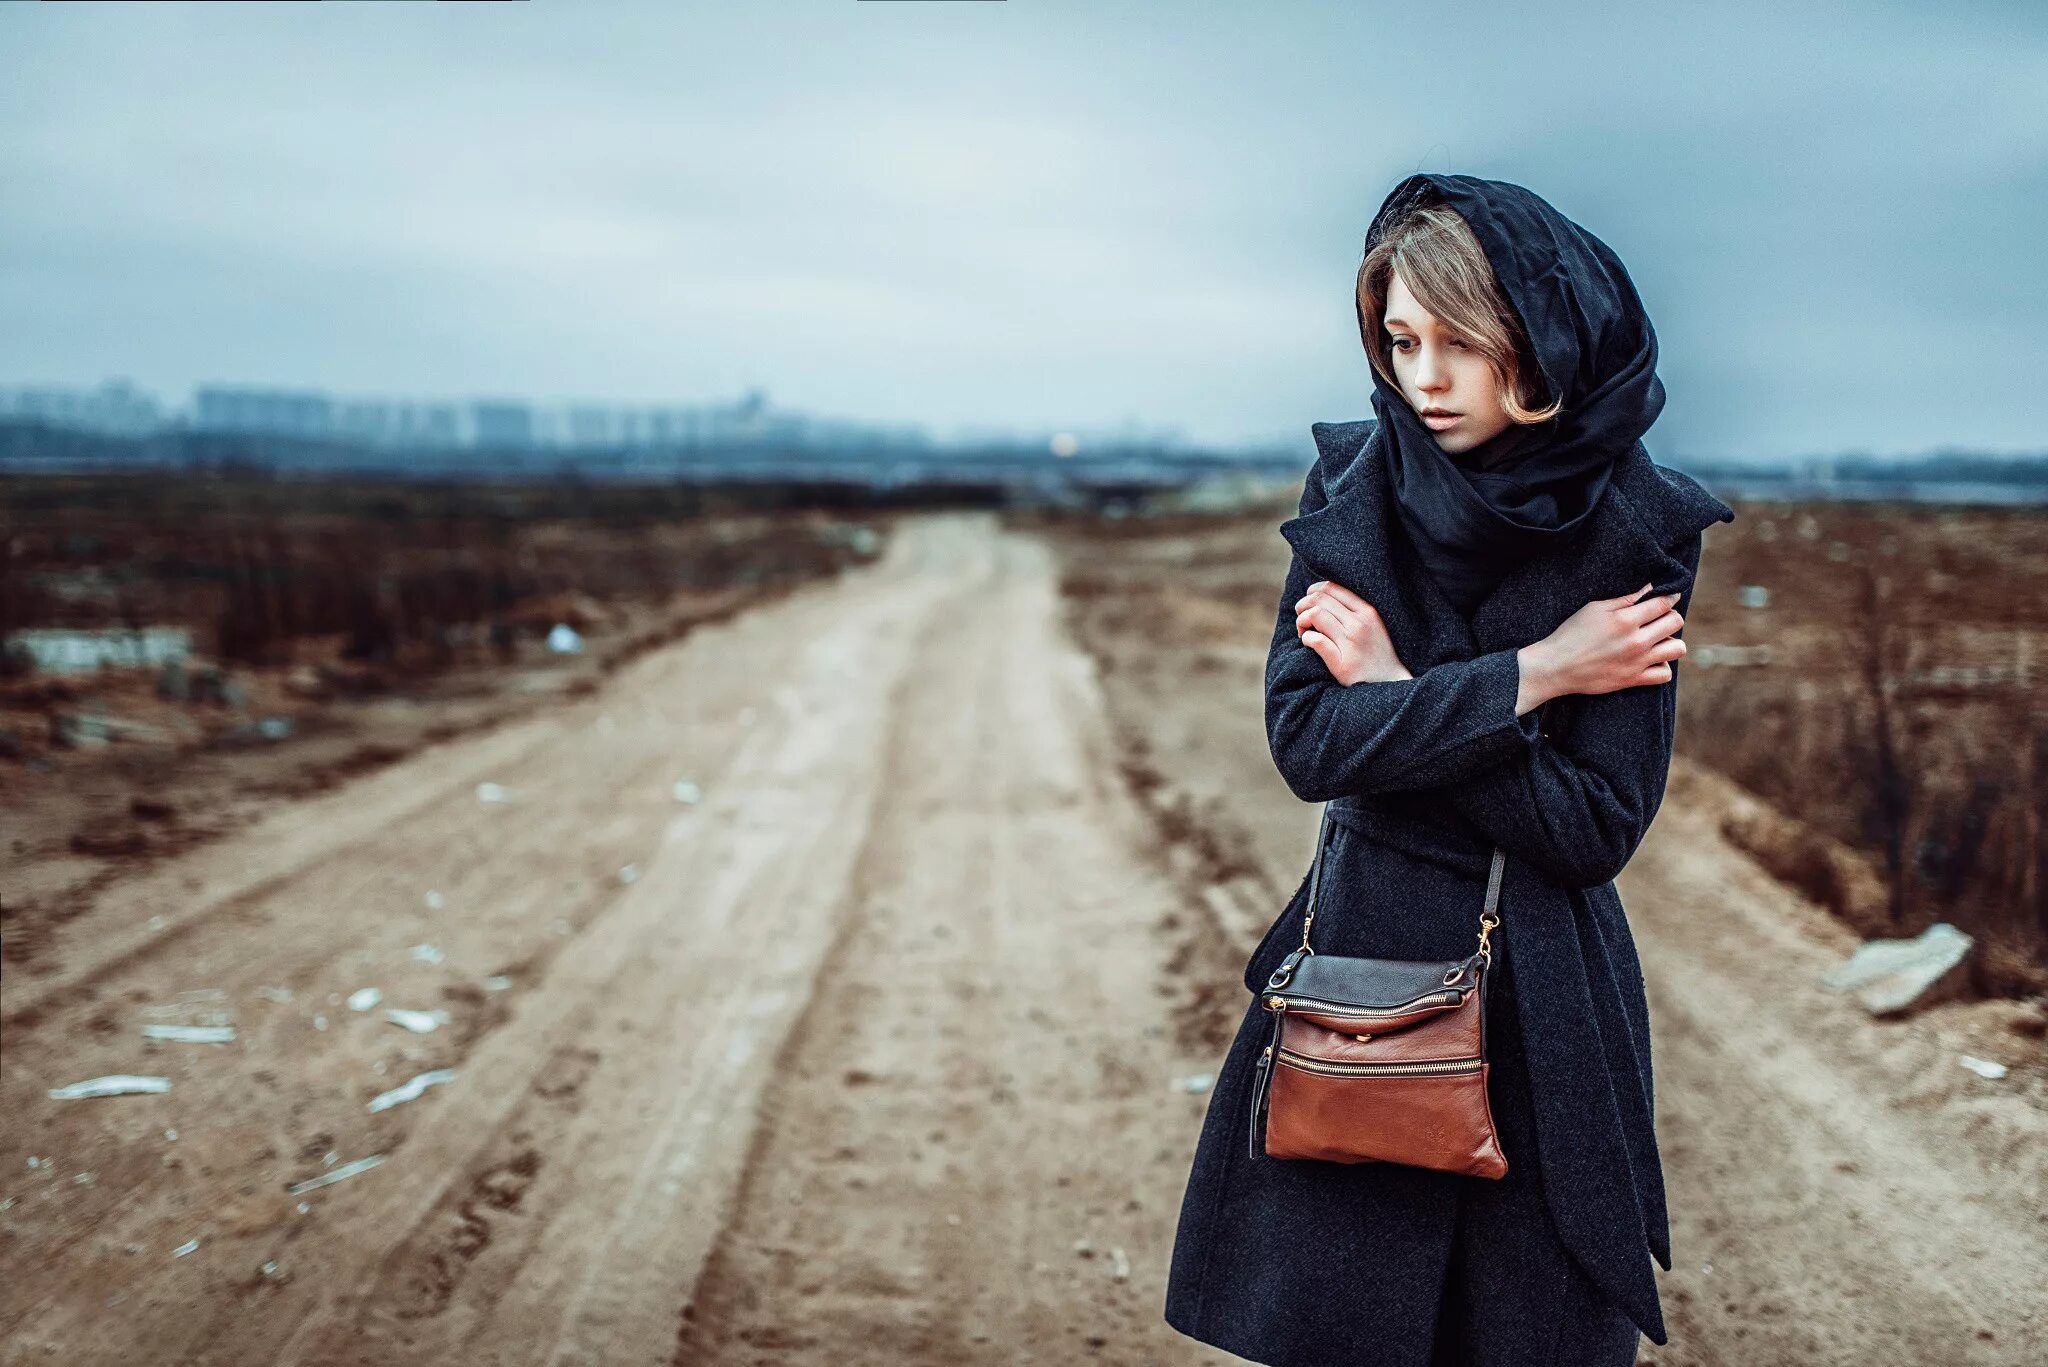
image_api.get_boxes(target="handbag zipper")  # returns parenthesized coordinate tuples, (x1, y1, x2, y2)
(1263, 989, 1461, 1019)
(1274, 1048, 1481, 1078)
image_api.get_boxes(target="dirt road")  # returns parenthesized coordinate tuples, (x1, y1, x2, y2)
(4, 512, 2044, 1365)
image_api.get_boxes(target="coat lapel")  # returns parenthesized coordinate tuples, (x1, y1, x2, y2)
(1279, 419, 1713, 667)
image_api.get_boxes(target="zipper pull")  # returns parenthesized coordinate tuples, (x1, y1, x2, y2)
(1248, 1045, 1275, 1159)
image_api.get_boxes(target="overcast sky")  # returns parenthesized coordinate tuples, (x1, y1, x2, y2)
(2, 0, 2043, 460)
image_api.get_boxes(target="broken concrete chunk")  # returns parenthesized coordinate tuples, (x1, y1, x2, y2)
(1957, 1054, 2009, 1081)
(347, 987, 383, 1012)
(48, 1075, 172, 1100)
(1819, 922, 1972, 1017)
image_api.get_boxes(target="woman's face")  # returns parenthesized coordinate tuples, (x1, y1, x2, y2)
(1383, 270, 1516, 456)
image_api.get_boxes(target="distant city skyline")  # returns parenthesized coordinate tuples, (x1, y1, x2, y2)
(3, 1, 2044, 462)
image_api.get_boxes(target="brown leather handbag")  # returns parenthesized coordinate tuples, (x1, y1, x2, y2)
(1247, 806, 1510, 1178)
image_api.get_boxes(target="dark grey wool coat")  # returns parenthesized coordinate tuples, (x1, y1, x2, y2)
(1164, 418, 1735, 1361)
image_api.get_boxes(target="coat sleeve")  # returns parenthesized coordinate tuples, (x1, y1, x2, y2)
(1425, 532, 1704, 888)
(1265, 463, 1545, 805)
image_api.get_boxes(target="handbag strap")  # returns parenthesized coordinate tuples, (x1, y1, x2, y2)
(1297, 805, 1506, 966)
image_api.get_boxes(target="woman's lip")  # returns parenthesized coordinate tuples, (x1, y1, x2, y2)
(1423, 412, 1462, 428)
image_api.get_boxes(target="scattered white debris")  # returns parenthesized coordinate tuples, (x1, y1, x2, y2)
(26, 1157, 43, 1170)
(384, 1008, 451, 1035)
(260, 986, 294, 1004)
(172, 1238, 200, 1258)
(476, 782, 508, 804)
(483, 976, 512, 993)
(142, 1024, 236, 1045)
(322, 1151, 339, 1168)
(348, 988, 383, 1013)
(313, 1015, 328, 1031)
(424, 889, 446, 910)
(1737, 585, 1770, 609)
(296, 1202, 310, 1214)
(1820, 923, 1973, 1016)
(73, 1171, 95, 1185)
(48, 1075, 172, 1100)
(672, 780, 701, 804)
(1173, 1073, 1215, 1095)
(367, 1069, 457, 1114)
(0, 1197, 13, 1211)
(285, 1154, 387, 1195)
(1109, 1246, 1131, 1281)
(165, 1129, 178, 1141)
(1958, 1054, 2009, 1081)
(546, 623, 583, 655)
(261, 1260, 280, 1278)
(146, 915, 168, 933)
(618, 864, 639, 885)
(410, 943, 445, 965)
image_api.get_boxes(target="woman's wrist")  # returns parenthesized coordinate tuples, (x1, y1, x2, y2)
(1513, 642, 1565, 715)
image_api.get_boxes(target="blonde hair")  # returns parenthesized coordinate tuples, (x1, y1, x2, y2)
(1355, 203, 1562, 425)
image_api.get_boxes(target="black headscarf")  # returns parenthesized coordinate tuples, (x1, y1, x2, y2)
(1359, 173, 1667, 617)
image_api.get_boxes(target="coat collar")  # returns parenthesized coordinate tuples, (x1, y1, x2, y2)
(1279, 419, 1733, 667)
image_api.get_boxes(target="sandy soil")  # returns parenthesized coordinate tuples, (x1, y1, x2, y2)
(3, 511, 2044, 1366)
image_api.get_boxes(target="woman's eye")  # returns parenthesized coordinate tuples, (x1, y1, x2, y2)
(1390, 337, 1412, 351)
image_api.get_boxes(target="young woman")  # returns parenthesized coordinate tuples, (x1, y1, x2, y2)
(1163, 173, 1734, 1367)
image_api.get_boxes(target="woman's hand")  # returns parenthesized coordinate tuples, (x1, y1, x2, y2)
(1518, 582, 1685, 707)
(1294, 579, 1411, 685)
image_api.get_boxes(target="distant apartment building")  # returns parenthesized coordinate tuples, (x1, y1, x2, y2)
(0, 378, 164, 437)
(195, 386, 337, 441)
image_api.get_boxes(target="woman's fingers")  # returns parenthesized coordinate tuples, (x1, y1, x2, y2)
(1296, 598, 1362, 640)
(1635, 607, 1684, 642)
(1313, 580, 1373, 614)
(1295, 580, 1373, 617)
(1616, 590, 1683, 630)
